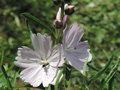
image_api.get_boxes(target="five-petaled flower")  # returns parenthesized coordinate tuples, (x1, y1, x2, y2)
(62, 23, 92, 71)
(14, 33, 64, 87)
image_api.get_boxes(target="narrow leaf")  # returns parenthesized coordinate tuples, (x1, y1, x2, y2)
(87, 63, 98, 71)
(21, 13, 53, 33)
(55, 69, 63, 90)
(88, 56, 113, 85)
(26, 19, 33, 36)
(100, 58, 120, 90)
(1, 65, 13, 90)
(12, 71, 19, 87)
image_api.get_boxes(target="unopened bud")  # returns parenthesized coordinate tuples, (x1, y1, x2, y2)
(63, 15, 69, 26)
(56, 8, 61, 20)
(53, 0, 61, 5)
(54, 20, 63, 28)
(54, 8, 63, 28)
(64, 4, 75, 15)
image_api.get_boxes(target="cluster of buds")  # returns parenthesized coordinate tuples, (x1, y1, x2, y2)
(54, 1, 75, 28)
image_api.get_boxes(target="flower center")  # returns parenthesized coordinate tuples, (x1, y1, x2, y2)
(39, 59, 49, 67)
(42, 63, 49, 67)
(65, 47, 73, 53)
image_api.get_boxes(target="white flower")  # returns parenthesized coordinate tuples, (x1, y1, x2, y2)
(63, 23, 92, 71)
(14, 33, 64, 87)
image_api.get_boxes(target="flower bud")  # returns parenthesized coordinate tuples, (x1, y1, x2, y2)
(63, 15, 69, 26)
(64, 4, 75, 15)
(54, 20, 63, 28)
(54, 8, 63, 28)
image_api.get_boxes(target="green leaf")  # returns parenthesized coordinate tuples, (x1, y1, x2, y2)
(55, 69, 63, 90)
(12, 71, 19, 87)
(88, 56, 113, 85)
(108, 77, 114, 90)
(100, 58, 120, 90)
(83, 59, 89, 75)
(25, 20, 33, 36)
(87, 63, 98, 71)
(21, 13, 54, 33)
(1, 65, 13, 90)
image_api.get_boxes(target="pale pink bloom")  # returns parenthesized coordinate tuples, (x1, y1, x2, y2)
(14, 33, 64, 87)
(63, 23, 92, 71)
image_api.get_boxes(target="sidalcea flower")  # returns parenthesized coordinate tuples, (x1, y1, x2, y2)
(63, 23, 92, 71)
(14, 33, 64, 87)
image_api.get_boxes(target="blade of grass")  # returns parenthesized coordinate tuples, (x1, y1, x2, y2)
(108, 77, 114, 90)
(100, 58, 120, 90)
(12, 71, 19, 87)
(88, 56, 113, 85)
(55, 69, 63, 90)
(102, 50, 110, 59)
(87, 63, 120, 83)
(6, 63, 14, 72)
(1, 65, 13, 90)
(26, 19, 33, 36)
(83, 59, 88, 75)
(87, 63, 98, 71)
(21, 13, 54, 34)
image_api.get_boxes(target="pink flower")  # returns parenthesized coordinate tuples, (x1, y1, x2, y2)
(63, 23, 92, 71)
(14, 33, 64, 87)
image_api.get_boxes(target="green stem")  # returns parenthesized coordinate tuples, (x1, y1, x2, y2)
(0, 49, 4, 67)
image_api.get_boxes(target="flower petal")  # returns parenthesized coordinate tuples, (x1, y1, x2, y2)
(14, 61, 39, 68)
(65, 52, 85, 71)
(49, 46, 65, 67)
(63, 23, 92, 72)
(14, 46, 39, 68)
(72, 41, 92, 62)
(20, 65, 42, 87)
(41, 66, 58, 87)
(50, 70, 63, 85)
(63, 23, 84, 48)
(17, 46, 39, 60)
(31, 33, 52, 59)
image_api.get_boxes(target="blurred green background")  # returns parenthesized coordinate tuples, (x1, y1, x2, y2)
(0, 0, 120, 89)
